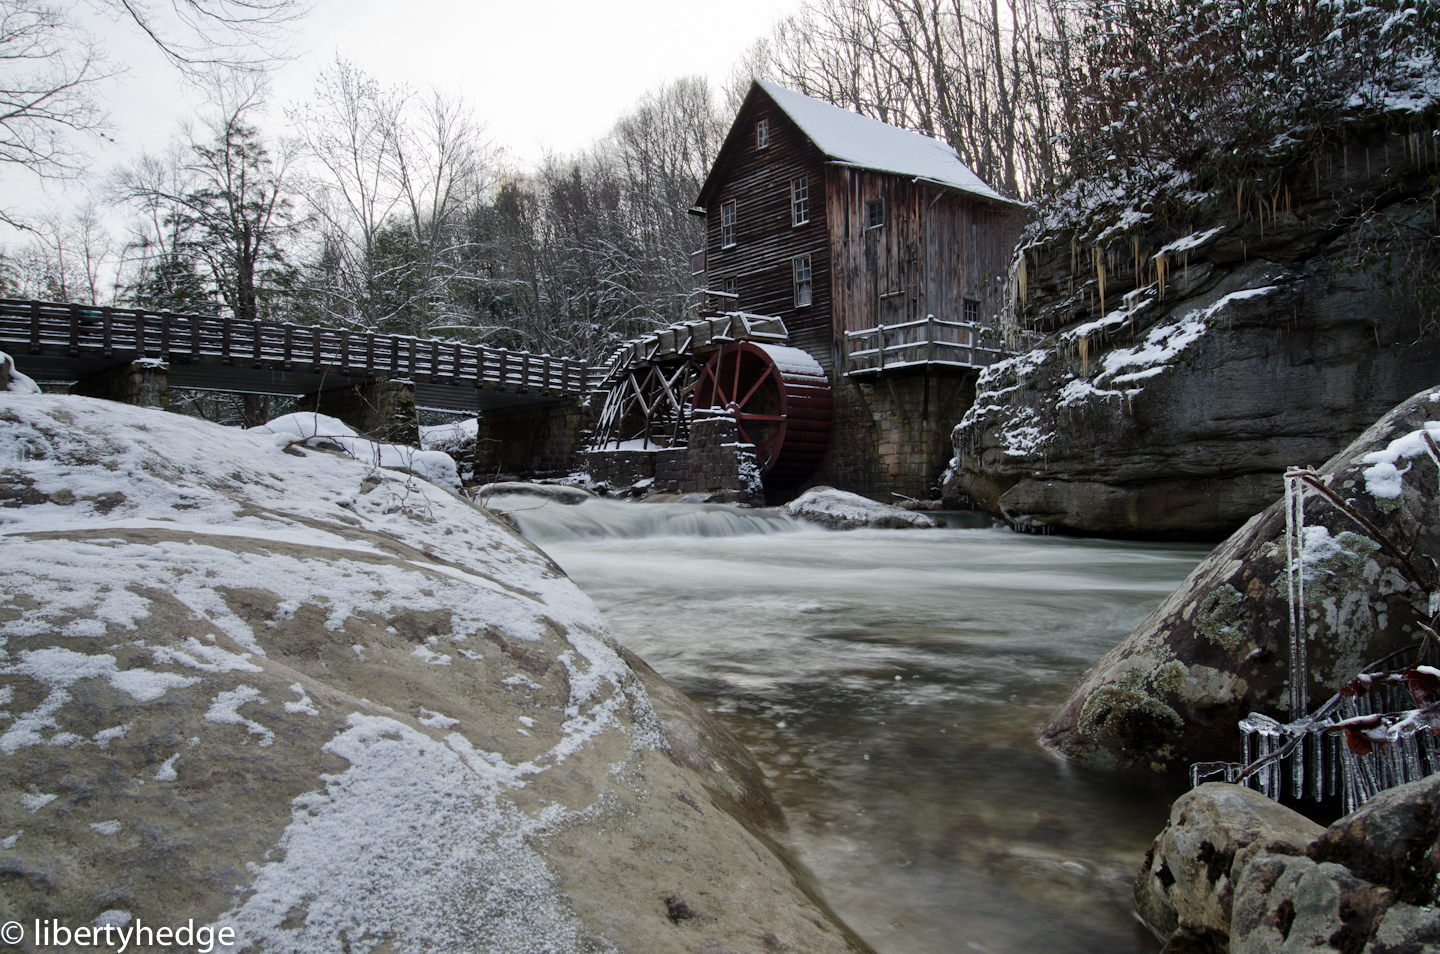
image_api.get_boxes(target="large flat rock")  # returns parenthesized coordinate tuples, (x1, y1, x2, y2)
(0, 395, 869, 953)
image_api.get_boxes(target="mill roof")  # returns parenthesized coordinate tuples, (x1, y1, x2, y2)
(696, 80, 1023, 208)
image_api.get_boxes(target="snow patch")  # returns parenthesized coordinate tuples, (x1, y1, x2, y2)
(153, 754, 179, 782)
(284, 684, 319, 716)
(20, 791, 56, 813)
(1360, 420, 1440, 499)
(250, 412, 460, 491)
(222, 714, 598, 953)
(205, 686, 275, 746)
(1, 351, 40, 394)
(417, 708, 460, 730)
(1155, 227, 1227, 256)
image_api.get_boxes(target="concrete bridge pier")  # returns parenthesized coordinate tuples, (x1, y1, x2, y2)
(71, 360, 170, 410)
(296, 376, 419, 446)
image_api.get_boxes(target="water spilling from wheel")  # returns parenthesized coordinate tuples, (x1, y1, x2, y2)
(492, 494, 1211, 954)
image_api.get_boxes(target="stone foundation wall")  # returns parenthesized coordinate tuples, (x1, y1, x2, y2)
(652, 416, 762, 500)
(581, 449, 657, 489)
(473, 399, 590, 481)
(71, 360, 170, 410)
(807, 367, 977, 502)
(582, 417, 762, 501)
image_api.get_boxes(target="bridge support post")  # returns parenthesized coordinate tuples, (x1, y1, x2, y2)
(296, 376, 418, 445)
(474, 399, 589, 481)
(71, 360, 169, 410)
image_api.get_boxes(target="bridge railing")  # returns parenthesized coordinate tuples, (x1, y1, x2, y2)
(0, 299, 597, 395)
(842, 317, 1004, 376)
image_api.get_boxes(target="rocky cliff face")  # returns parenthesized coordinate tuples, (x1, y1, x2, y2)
(949, 127, 1440, 539)
(0, 394, 868, 954)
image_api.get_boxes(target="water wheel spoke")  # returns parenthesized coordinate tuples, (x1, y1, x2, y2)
(736, 368, 774, 410)
(761, 380, 782, 410)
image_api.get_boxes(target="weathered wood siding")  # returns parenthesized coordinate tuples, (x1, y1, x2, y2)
(826, 168, 1024, 339)
(703, 99, 835, 370)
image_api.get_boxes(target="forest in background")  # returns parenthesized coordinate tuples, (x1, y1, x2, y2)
(5, 0, 1439, 373)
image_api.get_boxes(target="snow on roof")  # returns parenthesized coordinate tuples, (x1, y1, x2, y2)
(756, 80, 1021, 206)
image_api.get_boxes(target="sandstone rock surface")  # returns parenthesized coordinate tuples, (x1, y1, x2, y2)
(1137, 783, 1325, 948)
(1042, 386, 1440, 773)
(0, 394, 870, 954)
(783, 486, 941, 530)
(1141, 778, 1440, 954)
(949, 132, 1440, 539)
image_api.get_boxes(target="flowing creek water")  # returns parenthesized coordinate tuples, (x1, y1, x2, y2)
(491, 494, 1213, 954)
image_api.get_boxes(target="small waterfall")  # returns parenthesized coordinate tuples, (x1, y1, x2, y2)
(484, 494, 813, 544)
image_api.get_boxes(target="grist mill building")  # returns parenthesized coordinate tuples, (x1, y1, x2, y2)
(3, 80, 1028, 504)
(684, 79, 1028, 500)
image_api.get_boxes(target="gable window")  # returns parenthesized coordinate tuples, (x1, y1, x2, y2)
(793, 255, 812, 307)
(866, 198, 885, 229)
(963, 298, 980, 323)
(756, 119, 769, 150)
(721, 200, 737, 248)
(791, 176, 809, 226)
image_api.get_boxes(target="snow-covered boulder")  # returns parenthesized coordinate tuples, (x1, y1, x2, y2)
(249, 411, 462, 491)
(418, 416, 478, 453)
(1042, 386, 1440, 773)
(784, 486, 941, 530)
(0, 394, 866, 954)
(0, 350, 39, 394)
(474, 481, 595, 506)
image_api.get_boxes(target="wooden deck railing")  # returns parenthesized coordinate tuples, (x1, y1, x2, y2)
(0, 299, 600, 394)
(842, 317, 1004, 376)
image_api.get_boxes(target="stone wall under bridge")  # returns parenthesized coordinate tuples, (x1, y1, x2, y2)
(468, 398, 593, 482)
(804, 365, 979, 503)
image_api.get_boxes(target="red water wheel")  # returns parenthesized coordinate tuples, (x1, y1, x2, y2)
(690, 341, 833, 485)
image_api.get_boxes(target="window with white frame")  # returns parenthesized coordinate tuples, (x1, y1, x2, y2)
(791, 176, 809, 226)
(721, 200, 737, 248)
(866, 198, 885, 229)
(793, 255, 812, 307)
(756, 119, 769, 150)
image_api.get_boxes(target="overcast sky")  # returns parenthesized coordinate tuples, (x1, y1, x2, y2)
(10, 0, 802, 228)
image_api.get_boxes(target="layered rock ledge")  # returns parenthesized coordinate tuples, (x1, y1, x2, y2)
(949, 130, 1440, 539)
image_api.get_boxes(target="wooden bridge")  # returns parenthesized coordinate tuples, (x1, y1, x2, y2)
(0, 299, 602, 413)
